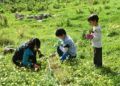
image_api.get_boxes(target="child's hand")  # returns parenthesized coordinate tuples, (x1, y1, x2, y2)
(34, 64, 40, 71)
(85, 34, 93, 40)
(34, 64, 39, 68)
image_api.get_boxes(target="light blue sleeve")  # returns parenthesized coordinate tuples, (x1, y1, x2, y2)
(60, 52, 69, 61)
(22, 48, 33, 66)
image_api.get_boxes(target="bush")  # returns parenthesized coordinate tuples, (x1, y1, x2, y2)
(66, 19, 72, 27)
(77, 50, 88, 59)
(0, 37, 14, 46)
(104, 5, 111, 9)
(56, 21, 64, 27)
(56, 18, 72, 27)
(81, 30, 87, 40)
(26, 0, 35, 11)
(102, 0, 110, 4)
(27, 4, 34, 11)
(10, 6, 17, 13)
(107, 31, 119, 37)
(0, 8, 4, 13)
(0, 14, 8, 27)
(34, 4, 48, 12)
(76, 8, 84, 14)
(89, 7, 98, 14)
(117, 7, 120, 10)
(106, 12, 111, 15)
(74, 1, 81, 6)
(53, 3, 61, 9)
(93, 0, 99, 5)
(16, 4, 26, 12)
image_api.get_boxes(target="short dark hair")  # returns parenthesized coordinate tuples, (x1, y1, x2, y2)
(55, 28, 66, 36)
(88, 14, 99, 22)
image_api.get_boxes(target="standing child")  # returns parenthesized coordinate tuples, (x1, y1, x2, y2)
(86, 14, 102, 67)
(12, 38, 43, 70)
(55, 28, 76, 62)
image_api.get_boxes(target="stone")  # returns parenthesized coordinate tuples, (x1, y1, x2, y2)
(3, 47, 15, 55)
(15, 13, 25, 20)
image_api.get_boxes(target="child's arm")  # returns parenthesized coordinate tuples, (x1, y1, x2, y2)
(60, 52, 69, 61)
(60, 44, 69, 61)
(37, 49, 44, 58)
(85, 34, 94, 40)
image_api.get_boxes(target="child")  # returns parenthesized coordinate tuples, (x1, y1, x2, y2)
(86, 14, 102, 67)
(55, 28, 76, 62)
(12, 38, 43, 70)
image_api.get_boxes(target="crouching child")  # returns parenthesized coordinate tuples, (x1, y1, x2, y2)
(55, 28, 77, 62)
(12, 38, 44, 71)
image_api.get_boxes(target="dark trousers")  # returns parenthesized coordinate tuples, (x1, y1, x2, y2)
(12, 51, 22, 67)
(94, 47, 102, 67)
(12, 51, 37, 67)
(57, 46, 63, 57)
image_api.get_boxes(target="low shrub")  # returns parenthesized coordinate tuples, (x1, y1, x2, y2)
(66, 19, 72, 27)
(76, 8, 84, 14)
(89, 7, 99, 14)
(93, 0, 99, 5)
(53, 3, 61, 9)
(0, 37, 14, 46)
(107, 31, 119, 37)
(104, 5, 111, 9)
(0, 14, 8, 27)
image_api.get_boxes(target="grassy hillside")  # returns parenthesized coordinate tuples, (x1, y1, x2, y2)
(0, 0, 120, 86)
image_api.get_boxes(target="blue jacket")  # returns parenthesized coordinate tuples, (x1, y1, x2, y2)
(22, 48, 34, 67)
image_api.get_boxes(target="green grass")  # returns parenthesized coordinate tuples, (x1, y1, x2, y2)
(0, 0, 120, 86)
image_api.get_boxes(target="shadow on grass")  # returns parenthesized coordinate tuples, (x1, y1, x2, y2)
(65, 58, 80, 66)
(99, 66, 120, 85)
(100, 66, 119, 76)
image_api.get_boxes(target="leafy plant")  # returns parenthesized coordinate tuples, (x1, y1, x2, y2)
(0, 37, 14, 46)
(53, 3, 61, 9)
(66, 18, 72, 27)
(88, 7, 99, 14)
(93, 0, 99, 5)
(104, 5, 111, 9)
(107, 31, 119, 37)
(0, 14, 8, 27)
(76, 8, 84, 14)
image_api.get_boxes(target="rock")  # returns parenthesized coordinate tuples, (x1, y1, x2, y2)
(15, 13, 25, 20)
(34, 14, 44, 20)
(43, 13, 51, 18)
(16, 13, 51, 21)
(3, 47, 15, 55)
(26, 15, 35, 19)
